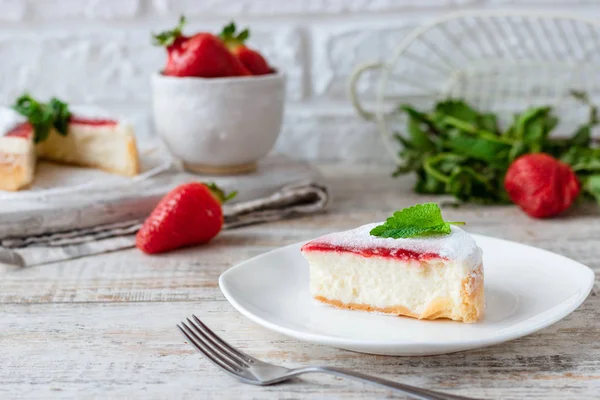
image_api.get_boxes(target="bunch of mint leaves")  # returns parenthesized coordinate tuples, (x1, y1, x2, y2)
(393, 91, 600, 205)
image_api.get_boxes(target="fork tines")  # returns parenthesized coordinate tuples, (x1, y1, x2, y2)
(177, 315, 255, 375)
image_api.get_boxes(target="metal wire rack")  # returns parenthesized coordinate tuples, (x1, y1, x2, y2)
(350, 11, 600, 163)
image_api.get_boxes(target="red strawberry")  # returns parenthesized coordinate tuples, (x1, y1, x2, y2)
(153, 16, 251, 78)
(136, 182, 237, 254)
(504, 153, 580, 218)
(219, 22, 273, 75)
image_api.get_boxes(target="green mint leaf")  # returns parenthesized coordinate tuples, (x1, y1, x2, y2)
(370, 203, 464, 239)
(584, 175, 600, 204)
(414, 172, 446, 195)
(49, 97, 71, 136)
(434, 100, 479, 124)
(444, 133, 510, 165)
(35, 124, 51, 143)
(508, 141, 528, 163)
(399, 105, 440, 135)
(478, 113, 499, 134)
(570, 125, 591, 147)
(407, 115, 435, 151)
(507, 106, 552, 142)
(562, 147, 600, 173)
(393, 132, 412, 149)
(12, 94, 70, 144)
(448, 166, 495, 203)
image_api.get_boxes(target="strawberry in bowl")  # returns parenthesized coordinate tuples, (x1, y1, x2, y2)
(219, 22, 273, 76)
(151, 16, 284, 175)
(153, 16, 251, 78)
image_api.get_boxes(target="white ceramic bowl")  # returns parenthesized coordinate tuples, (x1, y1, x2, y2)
(151, 72, 286, 174)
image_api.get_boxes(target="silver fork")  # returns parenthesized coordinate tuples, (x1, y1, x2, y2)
(177, 315, 482, 400)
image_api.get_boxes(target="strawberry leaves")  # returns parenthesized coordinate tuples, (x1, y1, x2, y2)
(12, 94, 71, 144)
(205, 182, 237, 204)
(153, 15, 186, 47)
(370, 203, 464, 239)
(219, 21, 250, 47)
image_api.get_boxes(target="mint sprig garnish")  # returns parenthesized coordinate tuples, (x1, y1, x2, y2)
(12, 94, 71, 144)
(370, 203, 464, 239)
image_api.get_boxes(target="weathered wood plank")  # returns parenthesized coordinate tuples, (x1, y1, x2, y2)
(1, 300, 599, 399)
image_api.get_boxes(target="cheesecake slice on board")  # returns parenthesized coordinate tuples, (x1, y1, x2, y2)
(0, 98, 140, 191)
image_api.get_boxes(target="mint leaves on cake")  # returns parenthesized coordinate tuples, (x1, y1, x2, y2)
(370, 203, 465, 239)
(12, 94, 71, 143)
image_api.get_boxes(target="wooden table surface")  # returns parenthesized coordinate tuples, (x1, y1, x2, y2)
(1, 163, 599, 399)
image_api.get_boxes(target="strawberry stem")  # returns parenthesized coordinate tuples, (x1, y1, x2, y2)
(152, 15, 186, 47)
(205, 182, 238, 204)
(219, 21, 250, 47)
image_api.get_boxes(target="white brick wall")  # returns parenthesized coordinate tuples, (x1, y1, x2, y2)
(0, 0, 596, 162)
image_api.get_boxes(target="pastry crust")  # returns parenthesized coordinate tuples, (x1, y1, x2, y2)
(314, 263, 484, 323)
(0, 137, 36, 191)
(0, 159, 34, 191)
(124, 137, 140, 176)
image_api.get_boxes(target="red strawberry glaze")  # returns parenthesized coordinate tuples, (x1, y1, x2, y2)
(69, 116, 117, 127)
(301, 242, 443, 262)
(4, 122, 33, 139)
(4, 117, 117, 139)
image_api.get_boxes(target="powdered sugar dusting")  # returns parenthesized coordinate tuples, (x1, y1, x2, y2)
(0, 107, 26, 136)
(69, 105, 114, 120)
(306, 222, 482, 267)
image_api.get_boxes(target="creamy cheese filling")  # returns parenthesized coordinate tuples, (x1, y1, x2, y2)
(36, 123, 135, 172)
(0, 136, 32, 155)
(305, 251, 476, 315)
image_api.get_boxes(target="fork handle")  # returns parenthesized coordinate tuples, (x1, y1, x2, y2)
(291, 366, 481, 400)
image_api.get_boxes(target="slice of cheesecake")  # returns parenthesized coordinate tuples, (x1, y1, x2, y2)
(0, 104, 140, 191)
(0, 122, 36, 191)
(301, 223, 484, 323)
(36, 116, 139, 177)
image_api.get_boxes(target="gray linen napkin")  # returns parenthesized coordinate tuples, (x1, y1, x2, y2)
(0, 155, 330, 268)
(0, 181, 329, 268)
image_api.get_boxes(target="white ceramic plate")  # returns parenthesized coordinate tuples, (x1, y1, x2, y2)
(219, 234, 594, 356)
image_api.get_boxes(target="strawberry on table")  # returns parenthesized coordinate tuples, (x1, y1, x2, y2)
(504, 153, 580, 218)
(219, 22, 273, 75)
(136, 182, 237, 254)
(153, 16, 251, 78)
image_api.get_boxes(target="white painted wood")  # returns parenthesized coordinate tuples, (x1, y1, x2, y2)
(0, 163, 598, 399)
